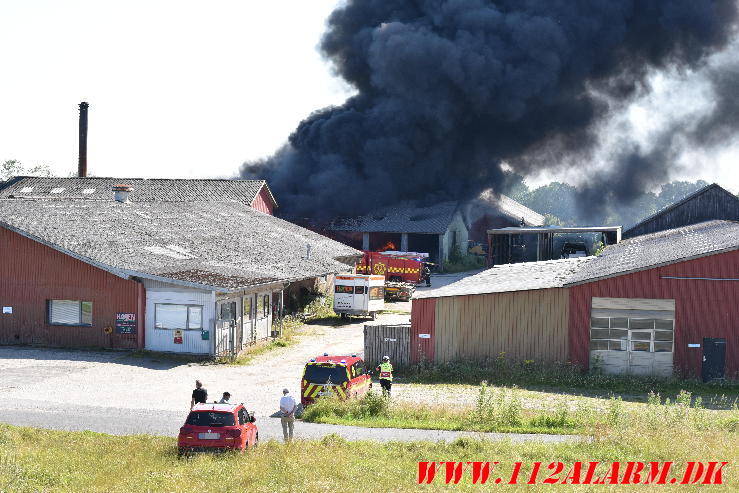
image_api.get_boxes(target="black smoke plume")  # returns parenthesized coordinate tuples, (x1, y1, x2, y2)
(241, 0, 738, 219)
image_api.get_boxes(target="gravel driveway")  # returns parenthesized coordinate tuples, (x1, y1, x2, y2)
(0, 270, 580, 443)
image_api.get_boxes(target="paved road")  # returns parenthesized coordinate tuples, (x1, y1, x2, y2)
(0, 398, 579, 444)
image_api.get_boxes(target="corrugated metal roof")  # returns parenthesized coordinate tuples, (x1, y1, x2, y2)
(419, 220, 739, 299)
(0, 176, 276, 206)
(331, 200, 460, 234)
(566, 220, 739, 285)
(415, 257, 594, 299)
(0, 198, 359, 291)
(474, 191, 545, 226)
(623, 183, 738, 237)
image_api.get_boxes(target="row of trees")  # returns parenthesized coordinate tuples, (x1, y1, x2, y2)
(1, 160, 52, 181)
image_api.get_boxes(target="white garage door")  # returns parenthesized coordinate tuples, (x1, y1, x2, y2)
(589, 298, 675, 377)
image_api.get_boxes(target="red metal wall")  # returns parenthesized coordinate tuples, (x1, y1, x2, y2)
(0, 227, 143, 349)
(569, 250, 739, 378)
(250, 185, 275, 215)
(410, 298, 436, 362)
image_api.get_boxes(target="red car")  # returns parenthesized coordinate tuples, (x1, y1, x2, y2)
(178, 403, 257, 455)
(301, 354, 372, 406)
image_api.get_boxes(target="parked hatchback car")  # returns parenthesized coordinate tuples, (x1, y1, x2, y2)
(178, 403, 257, 455)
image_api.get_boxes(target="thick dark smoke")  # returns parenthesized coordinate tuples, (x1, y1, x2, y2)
(241, 0, 738, 219)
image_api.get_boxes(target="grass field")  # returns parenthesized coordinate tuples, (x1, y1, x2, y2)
(303, 384, 739, 436)
(402, 359, 739, 399)
(0, 423, 735, 492)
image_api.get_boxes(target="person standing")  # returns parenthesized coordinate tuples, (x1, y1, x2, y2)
(376, 356, 394, 397)
(219, 392, 231, 404)
(190, 380, 207, 409)
(279, 388, 297, 442)
(422, 263, 431, 287)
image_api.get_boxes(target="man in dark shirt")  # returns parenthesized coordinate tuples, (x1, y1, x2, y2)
(190, 380, 207, 409)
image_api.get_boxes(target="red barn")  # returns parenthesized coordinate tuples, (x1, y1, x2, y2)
(412, 220, 739, 381)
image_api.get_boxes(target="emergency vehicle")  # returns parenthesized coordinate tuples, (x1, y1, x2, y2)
(333, 274, 385, 319)
(356, 251, 429, 284)
(301, 354, 372, 406)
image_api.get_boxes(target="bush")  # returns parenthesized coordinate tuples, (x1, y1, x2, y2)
(302, 391, 390, 422)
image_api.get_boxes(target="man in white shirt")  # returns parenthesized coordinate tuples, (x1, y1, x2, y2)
(279, 388, 297, 442)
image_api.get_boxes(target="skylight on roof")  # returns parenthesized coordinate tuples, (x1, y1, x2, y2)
(82, 188, 95, 194)
(144, 245, 198, 260)
(50, 187, 65, 194)
(20, 187, 33, 193)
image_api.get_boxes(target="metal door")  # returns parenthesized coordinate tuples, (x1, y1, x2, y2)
(215, 301, 237, 357)
(702, 338, 726, 382)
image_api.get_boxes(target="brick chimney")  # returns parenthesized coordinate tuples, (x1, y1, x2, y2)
(112, 184, 133, 203)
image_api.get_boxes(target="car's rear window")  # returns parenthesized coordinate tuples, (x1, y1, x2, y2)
(304, 365, 348, 384)
(186, 411, 235, 427)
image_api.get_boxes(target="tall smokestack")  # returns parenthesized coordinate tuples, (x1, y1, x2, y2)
(78, 101, 89, 177)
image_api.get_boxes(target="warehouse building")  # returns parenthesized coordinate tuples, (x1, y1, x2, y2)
(329, 193, 543, 269)
(0, 183, 359, 356)
(623, 183, 739, 239)
(412, 220, 739, 381)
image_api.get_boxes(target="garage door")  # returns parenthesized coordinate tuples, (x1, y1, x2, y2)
(589, 298, 675, 377)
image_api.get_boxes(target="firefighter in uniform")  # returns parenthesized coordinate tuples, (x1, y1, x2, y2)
(376, 355, 393, 397)
(422, 263, 431, 287)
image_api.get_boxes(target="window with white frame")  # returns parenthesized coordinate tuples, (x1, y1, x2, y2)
(154, 304, 203, 330)
(590, 316, 674, 353)
(48, 300, 93, 326)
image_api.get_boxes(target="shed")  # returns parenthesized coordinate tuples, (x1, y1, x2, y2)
(411, 257, 591, 364)
(330, 200, 467, 269)
(623, 183, 739, 239)
(412, 220, 739, 381)
(329, 192, 543, 269)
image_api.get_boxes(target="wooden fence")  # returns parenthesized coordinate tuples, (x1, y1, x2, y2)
(364, 324, 411, 368)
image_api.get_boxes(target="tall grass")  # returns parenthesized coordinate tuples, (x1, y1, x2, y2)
(0, 422, 735, 492)
(405, 356, 739, 397)
(302, 386, 739, 435)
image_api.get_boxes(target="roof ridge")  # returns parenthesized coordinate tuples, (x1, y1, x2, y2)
(6, 176, 266, 183)
(624, 183, 738, 234)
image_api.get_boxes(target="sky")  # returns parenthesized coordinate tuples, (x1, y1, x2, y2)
(1, 0, 737, 193)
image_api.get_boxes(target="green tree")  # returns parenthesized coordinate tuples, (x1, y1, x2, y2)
(1, 160, 52, 181)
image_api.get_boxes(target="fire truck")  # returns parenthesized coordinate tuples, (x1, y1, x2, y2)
(355, 251, 429, 283)
(355, 251, 430, 302)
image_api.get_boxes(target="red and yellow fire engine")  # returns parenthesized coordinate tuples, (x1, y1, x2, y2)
(301, 354, 372, 406)
(355, 250, 429, 283)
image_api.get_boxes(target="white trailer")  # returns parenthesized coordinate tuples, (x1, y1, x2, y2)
(333, 274, 385, 320)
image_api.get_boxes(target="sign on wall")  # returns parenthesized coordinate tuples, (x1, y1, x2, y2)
(115, 313, 137, 334)
(2, 307, 11, 314)
(174, 329, 184, 344)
